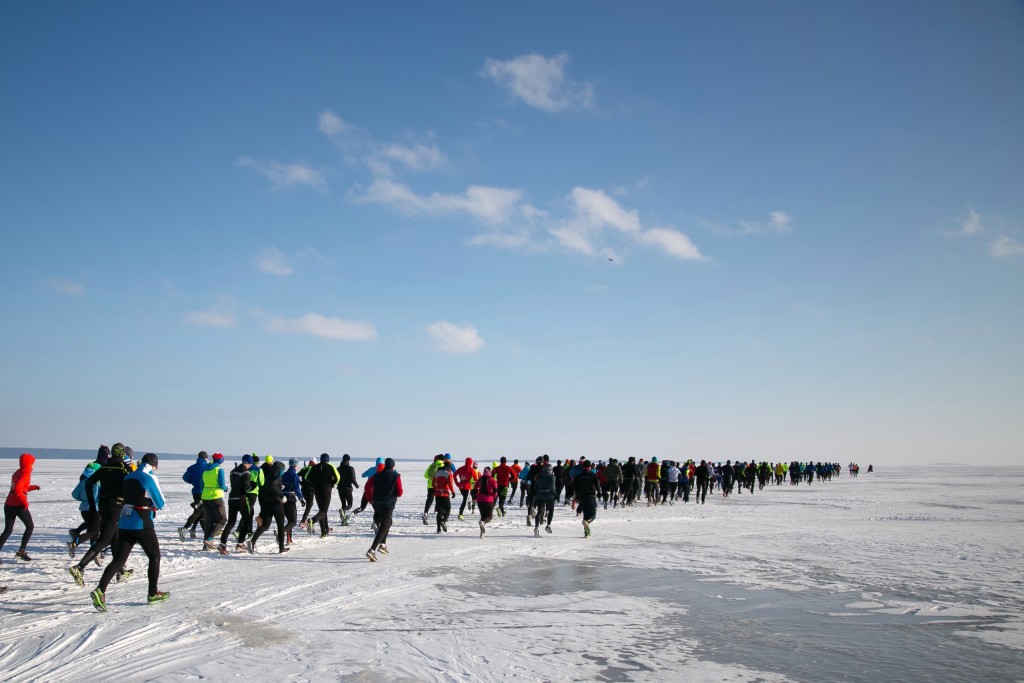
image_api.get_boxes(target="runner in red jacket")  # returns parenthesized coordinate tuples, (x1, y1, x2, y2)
(1, 453, 41, 561)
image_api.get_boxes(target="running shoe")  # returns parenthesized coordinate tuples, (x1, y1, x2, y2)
(147, 591, 170, 605)
(14, 550, 31, 561)
(440, 521, 448, 533)
(479, 520, 486, 538)
(67, 541, 77, 558)
(534, 526, 540, 537)
(583, 520, 591, 538)
(458, 514, 464, 521)
(116, 568, 134, 583)
(68, 529, 79, 545)
(244, 540, 255, 554)
(93, 553, 103, 567)
(279, 546, 290, 554)
(545, 525, 552, 534)
(421, 512, 428, 525)
(189, 529, 197, 539)
(234, 543, 247, 553)
(67, 565, 85, 587)
(218, 544, 229, 556)
(177, 527, 186, 541)
(90, 588, 106, 612)
(377, 545, 389, 555)
(366, 549, 377, 562)
(203, 540, 217, 551)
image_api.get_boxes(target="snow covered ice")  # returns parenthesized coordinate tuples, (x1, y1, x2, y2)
(0, 458, 1021, 682)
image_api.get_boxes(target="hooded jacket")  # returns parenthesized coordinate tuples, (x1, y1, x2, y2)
(454, 458, 479, 492)
(533, 465, 557, 503)
(6, 453, 40, 507)
(369, 460, 403, 508)
(181, 456, 207, 496)
(119, 464, 166, 530)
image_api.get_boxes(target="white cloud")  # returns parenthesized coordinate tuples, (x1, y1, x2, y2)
(481, 53, 594, 113)
(237, 157, 326, 191)
(702, 211, 793, 237)
(638, 227, 706, 261)
(426, 320, 485, 354)
(262, 312, 377, 341)
(318, 109, 352, 137)
(255, 246, 295, 276)
(943, 207, 984, 237)
(990, 235, 1024, 259)
(254, 246, 334, 276)
(48, 278, 84, 296)
(349, 179, 525, 226)
(184, 310, 237, 329)
(556, 187, 707, 261)
(373, 142, 445, 173)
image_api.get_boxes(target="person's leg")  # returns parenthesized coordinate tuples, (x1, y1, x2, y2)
(0, 506, 18, 551)
(458, 490, 470, 517)
(14, 508, 33, 551)
(220, 499, 240, 547)
(97, 533, 136, 594)
(137, 527, 162, 596)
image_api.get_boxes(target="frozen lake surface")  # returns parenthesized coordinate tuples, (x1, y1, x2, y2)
(0, 459, 1020, 681)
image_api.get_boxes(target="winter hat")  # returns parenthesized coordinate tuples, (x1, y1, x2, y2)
(111, 443, 126, 461)
(275, 461, 286, 473)
(198, 451, 209, 461)
(212, 452, 224, 463)
(376, 457, 384, 465)
(483, 467, 492, 476)
(289, 457, 298, 467)
(320, 453, 330, 463)
(142, 453, 159, 468)
(242, 454, 254, 465)
(651, 457, 658, 463)
(342, 454, 351, 462)
(308, 459, 316, 466)
(124, 446, 134, 461)
(96, 445, 110, 466)
(384, 457, 396, 469)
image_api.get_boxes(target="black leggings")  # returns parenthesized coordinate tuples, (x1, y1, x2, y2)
(311, 487, 333, 534)
(202, 499, 226, 541)
(184, 493, 206, 534)
(370, 503, 393, 549)
(74, 509, 100, 542)
(534, 500, 554, 528)
(300, 487, 314, 522)
(458, 489, 471, 516)
(252, 500, 286, 549)
(220, 498, 245, 545)
(98, 527, 160, 597)
(0, 505, 33, 552)
(423, 488, 435, 515)
(338, 487, 354, 512)
(78, 502, 123, 569)
(435, 496, 451, 530)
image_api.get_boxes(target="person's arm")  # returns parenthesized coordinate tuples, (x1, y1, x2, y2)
(395, 475, 403, 498)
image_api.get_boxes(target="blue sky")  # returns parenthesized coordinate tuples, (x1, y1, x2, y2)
(1, 2, 1021, 465)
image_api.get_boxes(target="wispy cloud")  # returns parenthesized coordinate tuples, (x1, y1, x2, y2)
(481, 53, 594, 113)
(348, 179, 526, 226)
(255, 246, 295, 276)
(254, 246, 334, 277)
(426, 320, 485, 354)
(237, 157, 327, 192)
(184, 310, 238, 329)
(48, 278, 84, 296)
(554, 187, 708, 261)
(185, 295, 238, 329)
(990, 235, 1024, 259)
(319, 109, 445, 178)
(702, 211, 792, 237)
(943, 207, 983, 237)
(261, 312, 377, 341)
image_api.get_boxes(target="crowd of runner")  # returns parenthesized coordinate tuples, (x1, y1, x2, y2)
(0, 446, 865, 610)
